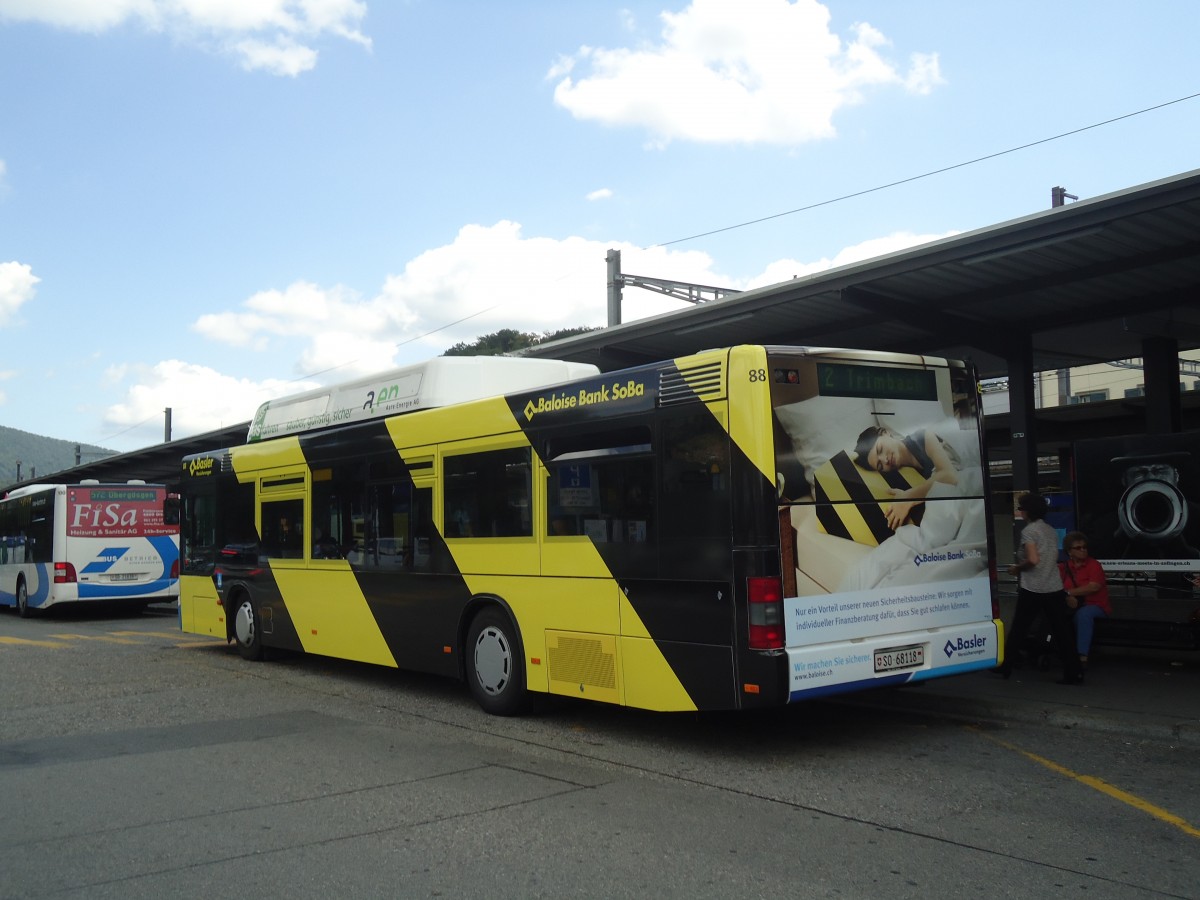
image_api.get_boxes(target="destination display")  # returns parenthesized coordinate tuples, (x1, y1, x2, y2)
(816, 362, 938, 401)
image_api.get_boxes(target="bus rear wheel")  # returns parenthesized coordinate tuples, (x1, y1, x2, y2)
(233, 595, 265, 661)
(15, 580, 32, 618)
(466, 607, 528, 716)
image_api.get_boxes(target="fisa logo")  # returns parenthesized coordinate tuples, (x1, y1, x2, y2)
(943, 634, 988, 659)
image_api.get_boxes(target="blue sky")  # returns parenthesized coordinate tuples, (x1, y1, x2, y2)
(1, 0, 1198, 453)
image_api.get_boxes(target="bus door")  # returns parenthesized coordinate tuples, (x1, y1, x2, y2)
(244, 471, 307, 654)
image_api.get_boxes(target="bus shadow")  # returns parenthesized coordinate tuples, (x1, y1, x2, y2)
(249, 648, 982, 759)
(533, 690, 987, 755)
(8, 601, 178, 622)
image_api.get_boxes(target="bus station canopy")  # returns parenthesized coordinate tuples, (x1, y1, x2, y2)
(524, 167, 1200, 381)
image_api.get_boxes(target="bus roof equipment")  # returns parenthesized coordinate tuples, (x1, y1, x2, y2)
(247, 356, 600, 443)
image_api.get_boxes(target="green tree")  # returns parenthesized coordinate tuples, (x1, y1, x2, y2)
(443, 326, 599, 357)
(443, 328, 537, 357)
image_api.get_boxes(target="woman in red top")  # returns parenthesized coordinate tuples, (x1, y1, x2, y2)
(1060, 531, 1111, 675)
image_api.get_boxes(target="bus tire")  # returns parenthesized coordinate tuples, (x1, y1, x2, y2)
(232, 594, 265, 661)
(466, 607, 527, 716)
(15, 579, 32, 618)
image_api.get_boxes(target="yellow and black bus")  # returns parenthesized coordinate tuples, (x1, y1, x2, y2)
(179, 346, 1001, 714)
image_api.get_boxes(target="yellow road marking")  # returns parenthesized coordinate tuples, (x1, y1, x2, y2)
(110, 631, 194, 639)
(975, 729, 1200, 839)
(0, 636, 69, 648)
(2, 631, 223, 650)
(111, 630, 225, 646)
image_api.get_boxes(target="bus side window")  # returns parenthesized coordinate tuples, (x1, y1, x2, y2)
(660, 410, 730, 539)
(312, 464, 364, 560)
(444, 448, 532, 538)
(543, 425, 655, 577)
(28, 512, 51, 564)
(359, 481, 442, 573)
(410, 487, 438, 571)
(364, 481, 410, 568)
(657, 411, 734, 577)
(260, 499, 304, 559)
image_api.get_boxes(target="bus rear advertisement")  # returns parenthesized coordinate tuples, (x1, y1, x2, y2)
(1, 482, 180, 616)
(178, 345, 1001, 714)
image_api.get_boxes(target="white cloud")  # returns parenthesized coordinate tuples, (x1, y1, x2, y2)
(587, 187, 613, 201)
(188, 223, 960, 389)
(745, 230, 957, 289)
(0, 0, 370, 75)
(104, 359, 316, 438)
(189, 221, 732, 379)
(904, 52, 944, 95)
(192, 279, 399, 363)
(551, 0, 943, 145)
(0, 0, 149, 31)
(0, 261, 39, 328)
(233, 37, 319, 76)
(116, 224, 953, 442)
(546, 52, 577, 82)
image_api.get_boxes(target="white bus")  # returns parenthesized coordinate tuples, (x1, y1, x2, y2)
(0, 481, 180, 617)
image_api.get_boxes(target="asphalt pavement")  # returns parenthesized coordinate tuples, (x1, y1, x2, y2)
(849, 583, 1200, 746)
(140, 602, 1200, 746)
(856, 644, 1200, 746)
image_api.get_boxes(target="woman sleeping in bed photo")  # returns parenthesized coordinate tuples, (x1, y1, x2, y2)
(834, 426, 985, 593)
(853, 425, 962, 530)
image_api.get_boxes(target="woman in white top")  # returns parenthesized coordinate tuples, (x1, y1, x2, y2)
(997, 493, 1081, 682)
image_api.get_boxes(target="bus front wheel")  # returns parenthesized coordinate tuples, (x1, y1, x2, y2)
(466, 607, 528, 716)
(233, 595, 265, 661)
(15, 580, 31, 618)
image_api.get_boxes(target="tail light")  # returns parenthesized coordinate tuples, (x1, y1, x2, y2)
(747, 576, 785, 650)
(170, 559, 180, 579)
(54, 562, 78, 584)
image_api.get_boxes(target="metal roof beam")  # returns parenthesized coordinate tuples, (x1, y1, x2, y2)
(933, 239, 1200, 308)
(831, 286, 1021, 356)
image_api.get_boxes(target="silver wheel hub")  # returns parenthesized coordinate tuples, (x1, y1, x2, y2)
(473, 625, 511, 696)
(234, 600, 255, 646)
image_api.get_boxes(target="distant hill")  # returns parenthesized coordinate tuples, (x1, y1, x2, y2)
(0, 425, 117, 486)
